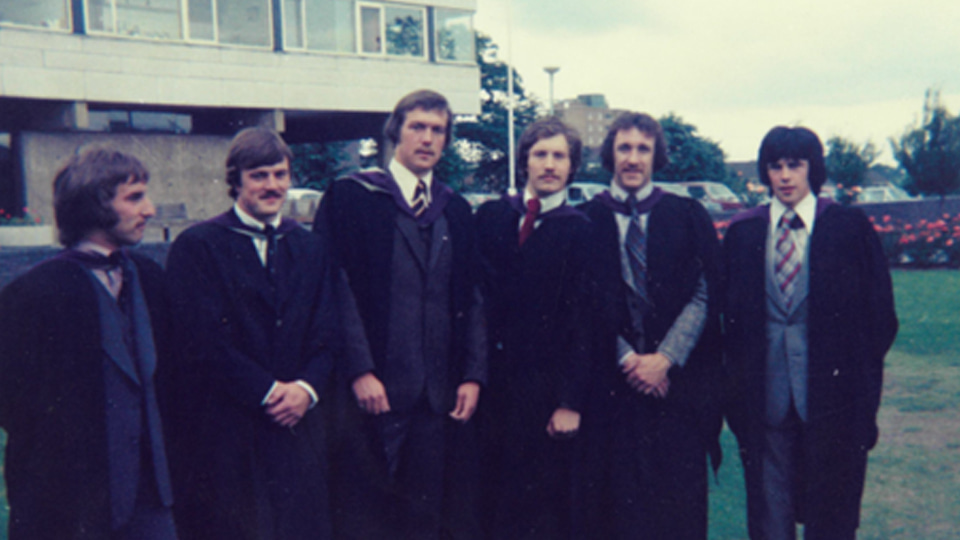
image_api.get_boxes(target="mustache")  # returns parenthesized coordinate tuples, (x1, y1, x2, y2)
(260, 190, 285, 199)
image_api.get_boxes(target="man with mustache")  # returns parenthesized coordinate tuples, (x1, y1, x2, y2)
(316, 89, 487, 539)
(722, 126, 897, 540)
(474, 117, 594, 538)
(0, 148, 177, 539)
(164, 127, 336, 539)
(578, 112, 723, 539)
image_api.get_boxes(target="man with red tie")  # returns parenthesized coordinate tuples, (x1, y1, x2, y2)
(475, 117, 593, 538)
(579, 112, 723, 540)
(722, 126, 898, 540)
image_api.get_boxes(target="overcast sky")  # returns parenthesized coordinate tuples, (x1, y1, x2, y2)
(474, 0, 960, 165)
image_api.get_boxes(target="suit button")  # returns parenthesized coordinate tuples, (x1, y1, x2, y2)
(276, 319, 283, 328)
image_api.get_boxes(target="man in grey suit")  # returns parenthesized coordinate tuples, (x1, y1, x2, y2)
(723, 126, 898, 540)
(316, 89, 487, 539)
(0, 148, 176, 540)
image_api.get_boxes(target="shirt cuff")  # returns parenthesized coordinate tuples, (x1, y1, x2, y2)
(261, 381, 279, 406)
(294, 380, 319, 409)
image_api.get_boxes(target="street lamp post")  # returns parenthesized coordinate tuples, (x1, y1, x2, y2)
(544, 66, 559, 115)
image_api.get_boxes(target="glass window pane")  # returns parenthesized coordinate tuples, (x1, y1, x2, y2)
(385, 6, 422, 58)
(218, 0, 272, 47)
(360, 5, 380, 54)
(0, 0, 71, 29)
(283, 0, 304, 49)
(435, 9, 473, 63)
(188, 0, 214, 41)
(115, 0, 182, 39)
(306, 0, 353, 53)
(85, 0, 114, 33)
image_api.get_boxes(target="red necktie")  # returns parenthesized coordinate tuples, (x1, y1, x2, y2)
(518, 198, 541, 246)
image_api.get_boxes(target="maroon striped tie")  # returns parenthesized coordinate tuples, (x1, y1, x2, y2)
(775, 209, 803, 308)
(518, 198, 541, 246)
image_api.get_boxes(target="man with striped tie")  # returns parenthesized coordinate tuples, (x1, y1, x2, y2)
(722, 126, 898, 540)
(578, 112, 723, 539)
(316, 89, 487, 539)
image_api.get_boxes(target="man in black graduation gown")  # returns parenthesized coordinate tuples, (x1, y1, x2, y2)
(475, 117, 593, 539)
(0, 148, 176, 540)
(315, 89, 487, 539)
(164, 128, 335, 540)
(579, 112, 723, 540)
(722, 126, 897, 540)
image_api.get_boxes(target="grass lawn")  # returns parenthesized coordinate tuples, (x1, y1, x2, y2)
(2, 269, 959, 539)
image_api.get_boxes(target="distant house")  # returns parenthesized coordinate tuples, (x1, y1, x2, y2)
(0, 0, 480, 241)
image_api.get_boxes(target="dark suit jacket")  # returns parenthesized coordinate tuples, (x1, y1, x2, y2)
(164, 211, 335, 540)
(316, 172, 487, 411)
(580, 193, 724, 445)
(722, 200, 898, 530)
(0, 253, 171, 540)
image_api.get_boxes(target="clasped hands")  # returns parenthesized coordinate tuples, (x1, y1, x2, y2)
(264, 381, 312, 428)
(622, 352, 671, 398)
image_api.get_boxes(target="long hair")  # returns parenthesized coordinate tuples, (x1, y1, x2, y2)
(757, 126, 827, 195)
(600, 112, 669, 173)
(53, 148, 149, 246)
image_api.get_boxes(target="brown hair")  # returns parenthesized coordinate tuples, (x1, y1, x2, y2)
(600, 112, 669, 173)
(517, 117, 583, 186)
(383, 89, 454, 149)
(225, 127, 294, 199)
(53, 147, 149, 246)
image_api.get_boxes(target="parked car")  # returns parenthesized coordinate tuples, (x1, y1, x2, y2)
(680, 180, 745, 211)
(567, 182, 607, 205)
(654, 182, 724, 214)
(463, 192, 500, 211)
(856, 185, 916, 203)
(283, 187, 324, 224)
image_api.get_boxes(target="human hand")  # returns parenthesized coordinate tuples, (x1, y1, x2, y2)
(449, 382, 480, 423)
(352, 372, 391, 414)
(265, 382, 311, 427)
(546, 407, 581, 439)
(623, 352, 672, 398)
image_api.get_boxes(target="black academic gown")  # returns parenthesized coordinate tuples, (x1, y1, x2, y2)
(476, 196, 593, 539)
(578, 191, 723, 540)
(163, 210, 336, 540)
(0, 252, 172, 540)
(722, 201, 898, 536)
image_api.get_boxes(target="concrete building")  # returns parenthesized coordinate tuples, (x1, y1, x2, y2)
(555, 93, 627, 149)
(0, 0, 480, 241)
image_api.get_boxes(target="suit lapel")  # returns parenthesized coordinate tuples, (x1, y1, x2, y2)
(92, 278, 142, 386)
(396, 215, 428, 271)
(428, 215, 449, 270)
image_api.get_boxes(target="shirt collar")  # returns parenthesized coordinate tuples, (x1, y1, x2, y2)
(610, 179, 654, 204)
(770, 192, 817, 234)
(234, 202, 282, 230)
(389, 158, 433, 205)
(74, 239, 115, 257)
(524, 187, 566, 215)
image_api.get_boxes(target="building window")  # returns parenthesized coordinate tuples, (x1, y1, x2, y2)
(284, 0, 355, 53)
(85, 0, 272, 47)
(358, 2, 424, 58)
(434, 8, 473, 63)
(87, 0, 184, 40)
(0, 0, 71, 30)
(89, 109, 192, 134)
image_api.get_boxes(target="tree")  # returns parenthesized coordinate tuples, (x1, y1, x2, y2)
(890, 89, 960, 202)
(290, 141, 351, 191)
(656, 113, 728, 183)
(454, 33, 541, 193)
(825, 136, 879, 205)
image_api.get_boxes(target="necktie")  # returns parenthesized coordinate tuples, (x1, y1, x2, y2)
(625, 197, 649, 305)
(264, 224, 278, 284)
(518, 197, 541, 246)
(411, 178, 429, 218)
(775, 209, 804, 308)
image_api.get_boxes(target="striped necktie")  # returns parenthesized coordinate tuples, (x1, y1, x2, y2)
(775, 209, 804, 308)
(518, 197, 541, 246)
(411, 178, 429, 218)
(625, 197, 648, 304)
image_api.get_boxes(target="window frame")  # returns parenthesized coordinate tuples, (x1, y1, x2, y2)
(356, 1, 427, 61)
(0, 0, 74, 32)
(432, 7, 475, 65)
